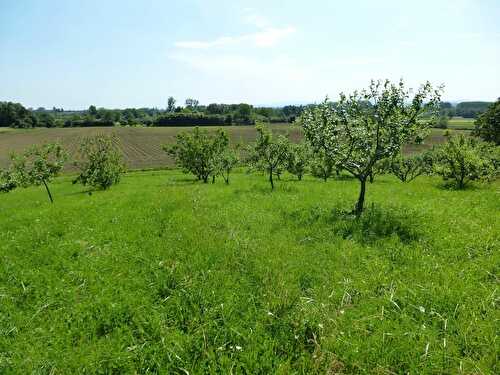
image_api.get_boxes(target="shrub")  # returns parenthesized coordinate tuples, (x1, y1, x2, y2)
(389, 153, 432, 183)
(436, 115, 448, 129)
(164, 127, 229, 183)
(433, 134, 497, 189)
(212, 148, 239, 184)
(0, 169, 17, 193)
(154, 113, 228, 127)
(247, 125, 290, 190)
(74, 135, 125, 190)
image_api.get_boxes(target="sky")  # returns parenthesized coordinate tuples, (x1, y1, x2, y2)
(0, 0, 499, 109)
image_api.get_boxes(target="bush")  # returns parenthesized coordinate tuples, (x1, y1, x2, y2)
(0, 169, 17, 193)
(73, 135, 125, 190)
(246, 125, 290, 190)
(165, 127, 229, 183)
(155, 113, 228, 127)
(212, 148, 239, 184)
(389, 153, 432, 183)
(433, 134, 497, 189)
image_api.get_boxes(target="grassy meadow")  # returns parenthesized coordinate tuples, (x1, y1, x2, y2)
(447, 117, 475, 130)
(0, 169, 498, 374)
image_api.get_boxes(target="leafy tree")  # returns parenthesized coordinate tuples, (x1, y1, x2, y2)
(213, 148, 239, 184)
(167, 97, 176, 113)
(234, 103, 254, 124)
(185, 98, 200, 112)
(310, 149, 333, 182)
(433, 134, 497, 189)
(74, 135, 125, 190)
(88, 105, 98, 117)
(165, 127, 229, 183)
(300, 79, 441, 216)
(389, 153, 432, 182)
(36, 112, 56, 128)
(474, 99, 499, 145)
(0, 102, 37, 128)
(8, 143, 67, 202)
(287, 142, 310, 180)
(436, 114, 448, 129)
(247, 125, 290, 190)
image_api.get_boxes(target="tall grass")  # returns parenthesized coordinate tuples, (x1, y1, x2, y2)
(0, 170, 498, 373)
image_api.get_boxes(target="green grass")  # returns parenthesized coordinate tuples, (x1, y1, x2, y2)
(0, 170, 498, 374)
(447, 118, 475, 130)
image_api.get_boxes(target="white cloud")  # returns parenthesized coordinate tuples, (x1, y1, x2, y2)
(174, 9, 295, 50)
(174, 26, 295, 49)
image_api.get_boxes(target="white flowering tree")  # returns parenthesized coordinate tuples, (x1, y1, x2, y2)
(300, 80, 441, 216)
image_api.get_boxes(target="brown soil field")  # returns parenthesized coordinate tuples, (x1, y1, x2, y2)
(0, 125, 466, 171)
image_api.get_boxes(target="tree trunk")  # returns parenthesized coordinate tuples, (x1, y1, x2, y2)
(354, 177, 367, 217)
(212, 175, 216, 184)
(269, 170, 274, 190)
(458, 174, 465, 189)
(369, 172, 374, 183)
(203, 175, 208, 183)
(42, 180, 54, 203)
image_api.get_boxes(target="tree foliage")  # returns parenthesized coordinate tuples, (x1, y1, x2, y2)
(310, 149, 333, 182)
(5, 143, 67, 202)
(287, 143, 310, 181)
(0, 102, 38, 128)
(167, 97, 176, 113)
(165, 127, 229, 183)
(0, 169, 17, 193)
(247, 125, 289, 190)
(474, 99, 500, 145)
(300, 79, 441, 216)
(389, 153, 432, 183)
(212, 148, 239, 184)
(433, 134, 498, 189)
(73, 135, 125, 190)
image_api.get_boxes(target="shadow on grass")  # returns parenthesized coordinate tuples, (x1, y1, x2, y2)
(161, 176, 201, 187)
(434, 180, 482, 191)
(233, 181, 300, 195)
(286, 204, 423, 244)
(64, 188, 95, 196)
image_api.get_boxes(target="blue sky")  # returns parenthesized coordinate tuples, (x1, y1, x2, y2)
(1, 0, 499, 109)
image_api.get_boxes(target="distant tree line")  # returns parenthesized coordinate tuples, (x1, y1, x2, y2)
(438, 101, 492, 118)
(0, 98, 306, 129)
(0, 97, 494, 129)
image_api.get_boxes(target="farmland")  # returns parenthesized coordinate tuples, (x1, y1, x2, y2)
(0, 125, 467, 171)
(447, 117, 475, 130)
(1, 169, 498, 373)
